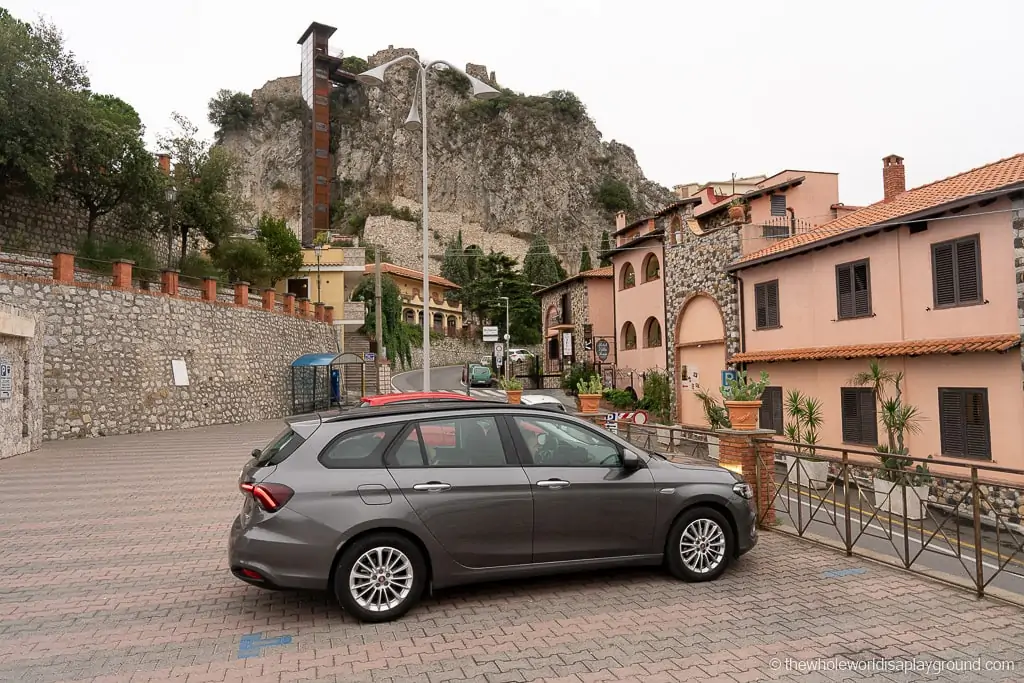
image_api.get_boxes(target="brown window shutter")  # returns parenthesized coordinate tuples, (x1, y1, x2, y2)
(933, 243, 956, 306)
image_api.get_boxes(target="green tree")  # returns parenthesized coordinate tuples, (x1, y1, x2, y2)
(440, 230, 469, 288)
(579, 245, 593, 272)
(0, 9, 90, 196)
(59, 94, 161, 237)
(211, 238, 269, 285)
(599, 230, 612, 267)
(255, 214, 303, 286)
(352, 274, 413, 369)
(523, 234, 563, 287)
(159, 113, 242, 264)
(207, 89, 254, 141)
(595, 178, 634, 213)
(462, 251, 542, 345)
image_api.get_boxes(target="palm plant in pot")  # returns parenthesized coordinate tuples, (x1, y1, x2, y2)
(576, 375, 604, 414)
(719, 370, 771, 430)
(852, 361, 930, 519)
(695, 386, 730, 460)
(499, 377, 523, 404)
(782, 390, 828, 491)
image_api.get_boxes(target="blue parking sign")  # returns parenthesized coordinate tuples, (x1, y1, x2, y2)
(721, 369, 738, 387)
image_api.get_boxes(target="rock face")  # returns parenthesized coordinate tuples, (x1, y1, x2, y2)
(220, 49, 674, 270)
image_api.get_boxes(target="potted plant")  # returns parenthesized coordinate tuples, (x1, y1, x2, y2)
(851, 361, 929, 519)
(576, 375, 604, 414)
(695, 387, 730, 460)
(727, 199, 745, 222)
(499, 377, 523, 404)
(719, 370, 770, 430)
(782, 390, 828, 490)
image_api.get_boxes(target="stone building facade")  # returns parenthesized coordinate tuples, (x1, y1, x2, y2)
(536, 267, 615, 377)
(0, 304, 43, 459)
(661, 204, 742, 424)
(0, 257, 337, 442)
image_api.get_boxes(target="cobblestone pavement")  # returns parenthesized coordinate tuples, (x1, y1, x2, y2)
(3, 422, 1024, 682)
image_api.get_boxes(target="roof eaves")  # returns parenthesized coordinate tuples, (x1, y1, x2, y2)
(600, 228, 665, 259)
(727, 182, 1024, 271)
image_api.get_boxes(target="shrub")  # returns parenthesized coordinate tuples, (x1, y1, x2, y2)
(77, 237, 159, 278)
(562, 362, 597, 395)
(595, 178, 634, 213)
(603, 388, 637, 410)
(720, 370, 770, 402)
(436, 67, 471, 96)
(207, 89, 254, 139)
(339, 55, 369, 75)
(209, 238, 269, 287)
(638, 369, 672, 424)
(178, 252, 221, 281)
(577, 375, 604, 395)
(499, 377, 523, 391)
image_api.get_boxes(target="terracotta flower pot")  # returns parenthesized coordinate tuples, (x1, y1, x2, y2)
(724, 400, 762, 430)
(505, 390, 522, 404)
(578, 393, 601, 414)
(728, 205, 745, 221)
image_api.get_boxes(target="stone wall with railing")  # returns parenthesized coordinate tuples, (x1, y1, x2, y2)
(0, 252, 337, 440)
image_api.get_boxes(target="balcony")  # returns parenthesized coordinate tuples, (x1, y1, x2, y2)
(759, 215, 817, 240)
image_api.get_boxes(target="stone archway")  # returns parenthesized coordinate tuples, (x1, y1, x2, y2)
(674, 294, 727, 426)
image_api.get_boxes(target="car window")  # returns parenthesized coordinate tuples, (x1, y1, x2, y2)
(255, 427, 305, 466)
(513, 416, 622, 467)
(318, 424, 402, 469)
(387, 416, 510, 468)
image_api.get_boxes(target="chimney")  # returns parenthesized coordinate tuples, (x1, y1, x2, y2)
(615, 211, 627, 230)
(157, 153, 171, 175)
(882, 154, 905, 202)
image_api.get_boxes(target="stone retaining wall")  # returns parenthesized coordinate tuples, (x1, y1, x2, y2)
(0, 259, 336, 441)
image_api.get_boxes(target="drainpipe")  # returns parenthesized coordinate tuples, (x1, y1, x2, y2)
(729, 271, 747, 373)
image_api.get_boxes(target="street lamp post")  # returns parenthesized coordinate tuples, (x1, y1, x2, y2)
(358, 57, 500, 392)
(313, 244, 323, 304)
(164, 187, 177, 269)
(499, 295, 510, 379)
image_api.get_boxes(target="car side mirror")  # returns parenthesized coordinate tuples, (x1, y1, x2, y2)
(251, 448, 262, 458)
(622, 450, 641, 471)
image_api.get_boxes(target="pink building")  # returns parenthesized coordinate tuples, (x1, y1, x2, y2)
(605, 212, 667, 397)
(535, 267, 615, 375)
(728, 154, 1024, 472)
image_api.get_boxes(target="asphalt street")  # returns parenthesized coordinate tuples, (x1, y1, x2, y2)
(392, 364, 575, 408)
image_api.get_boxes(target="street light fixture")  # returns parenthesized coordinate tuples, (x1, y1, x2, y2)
(358, 56, 500, 392)
(313, 243, 323, 304)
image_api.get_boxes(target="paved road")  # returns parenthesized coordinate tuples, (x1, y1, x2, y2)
(3, 423, 1024, 682)
(771, 473, 1024, 602)
(393, 364, 575, 408)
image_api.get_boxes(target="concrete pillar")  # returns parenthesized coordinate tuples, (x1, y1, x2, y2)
(283, 293, 296, 315)
(314, 302, 326, 322)
(161, 270, 179, 296)
(201, 278, 218, 302)
(718, 429, 776, 527)
(324, 306, 334, 324)
(111, 260, 134, 290)
(53, 252, 75, 283)
(262, 288, 276, 311)
(298, 298, 311, 318)
(233, 282, 249, 307)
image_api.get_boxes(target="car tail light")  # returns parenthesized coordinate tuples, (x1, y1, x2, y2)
(239, 481, 294, 512)
(240, 568, 264, 581)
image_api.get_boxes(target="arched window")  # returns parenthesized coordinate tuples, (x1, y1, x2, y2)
(644, 317, 662, 348)
(417, 310, 424, 326)
(432, 312, 443, 330)
(620, 263, 636, 290)
(643, 253, 661, 282)
(446, 315, 457, 333)
(669, 216, 682, 246)
(621, 322, 637, 350)
(403, 309, 415, 324)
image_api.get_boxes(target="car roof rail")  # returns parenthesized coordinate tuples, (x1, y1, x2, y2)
(319, 400, 516, 423)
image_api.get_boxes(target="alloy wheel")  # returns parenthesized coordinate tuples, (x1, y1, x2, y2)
(348, 546, 414, 612)
(678, 518, 726, 574)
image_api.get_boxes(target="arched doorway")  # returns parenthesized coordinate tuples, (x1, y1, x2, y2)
(674, 295, 726, 426)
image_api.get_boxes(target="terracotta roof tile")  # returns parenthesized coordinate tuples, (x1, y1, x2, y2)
(364, 263, 460, 289)
(730, 334, 1021, 364)
(533, 266, 613, 296)
(736, 153, 1024, 265)
(580, 266, 614, 278)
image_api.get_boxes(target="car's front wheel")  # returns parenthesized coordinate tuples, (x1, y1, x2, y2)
(665, 507, 734, 582)
(333, 533, 427, 623)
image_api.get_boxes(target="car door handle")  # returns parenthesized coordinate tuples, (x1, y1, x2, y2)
(536, 479, 570, 489)
(413, 482, 452, 492)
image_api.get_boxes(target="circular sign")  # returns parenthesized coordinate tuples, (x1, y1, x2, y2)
(595, 339, 610, 361)
(632, 411, 649, 425)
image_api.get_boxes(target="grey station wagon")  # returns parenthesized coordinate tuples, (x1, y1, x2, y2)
(229, 403, 758, 622)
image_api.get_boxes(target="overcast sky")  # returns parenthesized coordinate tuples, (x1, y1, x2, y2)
(11, 0, 1024, 206)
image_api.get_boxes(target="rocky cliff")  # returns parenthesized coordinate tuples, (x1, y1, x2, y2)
(220, 47, 673, 271)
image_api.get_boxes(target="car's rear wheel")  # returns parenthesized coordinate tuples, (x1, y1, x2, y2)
(666, 507, 734, 582)
(333, 533, 426, 623)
